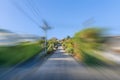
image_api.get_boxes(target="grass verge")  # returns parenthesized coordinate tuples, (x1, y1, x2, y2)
(0, 42, 42, 67)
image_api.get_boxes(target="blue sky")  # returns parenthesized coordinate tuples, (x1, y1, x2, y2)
(0, 0, 120, 39)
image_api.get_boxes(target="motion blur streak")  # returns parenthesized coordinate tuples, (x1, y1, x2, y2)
(0, 47, 120, 80)
(0, 0, 120, 80)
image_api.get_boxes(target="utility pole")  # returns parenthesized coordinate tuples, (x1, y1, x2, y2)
(40, 20, 52, 54)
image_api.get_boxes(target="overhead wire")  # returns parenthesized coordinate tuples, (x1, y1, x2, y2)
(11, 0, 40, 26)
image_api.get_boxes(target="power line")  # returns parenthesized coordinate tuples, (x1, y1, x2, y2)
(29, 0, 44, 19)
(25, 0, 40, 19)
(11, 0, 40, 26)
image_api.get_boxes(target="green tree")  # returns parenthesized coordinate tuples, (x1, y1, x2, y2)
(47, 37, 58, 53)
(72, 28, 107, 65)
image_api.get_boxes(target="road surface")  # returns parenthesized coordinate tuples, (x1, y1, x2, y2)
(0, 46, 120, 80)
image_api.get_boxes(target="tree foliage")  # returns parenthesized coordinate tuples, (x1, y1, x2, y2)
(62, 27, 108, 65)
(47, 37, 58, 53)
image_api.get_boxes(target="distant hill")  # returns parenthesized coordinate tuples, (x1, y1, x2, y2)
(0, 29, 41, 46)
(0, 29, 13, 33)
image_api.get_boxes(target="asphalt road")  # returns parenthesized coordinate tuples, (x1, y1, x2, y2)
(0, 46, 120, 80)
